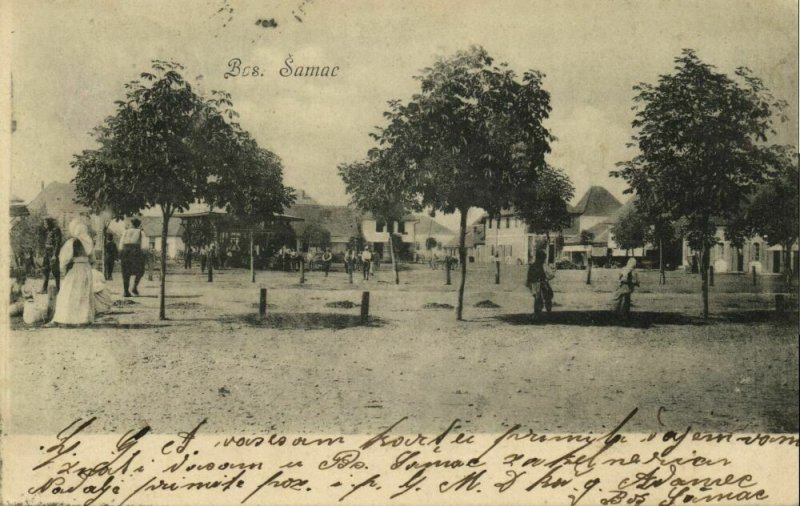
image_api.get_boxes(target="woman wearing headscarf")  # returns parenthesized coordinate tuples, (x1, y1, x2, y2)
(51, 220, 95, 325)
(612, 257, 640, 321)
(526, 249, 555, 319)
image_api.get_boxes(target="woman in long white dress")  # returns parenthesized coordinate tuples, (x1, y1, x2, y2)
(52, 220, 95, 325)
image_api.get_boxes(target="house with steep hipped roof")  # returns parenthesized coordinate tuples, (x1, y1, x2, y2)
(474, 185, 624, 265)
(27, 182, 91, 229)
(413, 214, 457, 256)
(286, 203, 362, 254)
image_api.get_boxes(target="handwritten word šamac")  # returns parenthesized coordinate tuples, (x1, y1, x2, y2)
(7, 411, 797, 506)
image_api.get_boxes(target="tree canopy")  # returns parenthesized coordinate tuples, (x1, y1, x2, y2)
(611, 206, 647, 251)
(72, 60, 291, 319)
(611, 49, 789, 317)
(364, 46, 556, 319)
(339, 149, 421, 283)
(514, 164, 574, 238)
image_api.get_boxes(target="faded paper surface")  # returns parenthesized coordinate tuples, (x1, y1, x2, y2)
(1, 1, 798, 505)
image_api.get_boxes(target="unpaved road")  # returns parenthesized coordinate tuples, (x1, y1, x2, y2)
(7, 264, 798, 435)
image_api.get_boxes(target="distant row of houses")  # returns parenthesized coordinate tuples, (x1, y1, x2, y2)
(20, 183, 461, 261)
(19, 181, 798, 274)
(444, 185, 797, 275)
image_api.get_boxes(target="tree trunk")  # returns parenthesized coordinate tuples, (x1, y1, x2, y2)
(456, 209, 468, 321)
(783, 241, 794, 294)
(250, 230, 255, 283)
(495, 259, 500, 284)
(389, 234, 399, 285)
(659, 239, 666, 285)
(700, 242, 709, 319)
(545, 233, 551, 264)
(586, 254, 592, 285)
(159, 208, 171, 320)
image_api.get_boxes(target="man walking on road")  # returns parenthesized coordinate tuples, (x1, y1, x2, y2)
(361, 246, 373, 280)
(119, 218, 146, 297)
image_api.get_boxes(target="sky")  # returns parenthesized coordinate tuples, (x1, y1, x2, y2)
(8, 0, 798, 229)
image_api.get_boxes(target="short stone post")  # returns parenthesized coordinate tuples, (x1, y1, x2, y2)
(259, 288, 267, 319)
(360, 291, 370, 324)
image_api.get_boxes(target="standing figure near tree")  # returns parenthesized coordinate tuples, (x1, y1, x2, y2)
(526, 249, 554, 320)
(321, 248, 333, 277)
(361, 246, 373, 280)
(611, 258, 639, 321)
(119, 218, 146, 297)
(103, 232, 117, 280)
(39, 218, 63, 293)
(51, 220, 95, 326)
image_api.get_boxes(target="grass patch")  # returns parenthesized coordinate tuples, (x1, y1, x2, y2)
(167, 302, 203, 309)
(423, 302, 454, 310)
(474, 299, 501, 308)
(223, 312, 384, 330)
(325, 300, 359, 309)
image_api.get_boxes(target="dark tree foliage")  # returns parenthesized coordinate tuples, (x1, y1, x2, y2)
(339, 149, 420, 284)
(611, 206, 647, 252)
(729, 146, 799, 288)
(367, 46, 555, 319)
(611, 49, 789, 317)
(72, 60, 291, 318)
(515, 165, 574, 236)
(301, 220, 332, 250)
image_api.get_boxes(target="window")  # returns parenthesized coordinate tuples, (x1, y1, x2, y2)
(753, 243, 760, 261)
(505, 217, 510, 228)
(490, 245, 495, 255)
(398, 221, 406, 234)
(376, 221, 385, 233)
(488, 219, 492, 229)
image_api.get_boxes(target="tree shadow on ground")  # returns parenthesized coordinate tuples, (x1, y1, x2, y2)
(133, 294, 202, 299)
(220, 312, 385, 330)
(496, 310, 797, 328)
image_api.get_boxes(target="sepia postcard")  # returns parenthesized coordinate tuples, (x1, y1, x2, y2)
(1, 1, 798, 505)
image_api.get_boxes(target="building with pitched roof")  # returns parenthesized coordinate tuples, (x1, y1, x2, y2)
(286, 203, 361, 254)
(26, 182, 91, 229)
(413, 214, 456, 256)
(474, 186, 624, 265)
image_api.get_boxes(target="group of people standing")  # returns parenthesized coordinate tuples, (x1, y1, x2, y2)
(344, 246, 376, 280)
(526, 249, 640, 321)
(31, 217, 148, 326)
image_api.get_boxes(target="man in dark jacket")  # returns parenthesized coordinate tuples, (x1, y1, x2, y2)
(40, 218, 62, 293)
(526, 249, 554, 318)
(104, 232, 118, 280)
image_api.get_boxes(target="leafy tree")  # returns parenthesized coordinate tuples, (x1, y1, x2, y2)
(612, 49, 788, 317)
(202, 124, 295, 282)
(514, 164, 574, 262)
(73, 60, 242, 319)
(611, 206, 647, 253)
(300, 220, 332, 250)
(425, 237, 438, 251)
(372, 46, 554, 319)
(10, 209, 46, 270)
(730, 146, 799, 289)
(272, 220, 297, 251)
(181, 217, 215, 251)
(339, 150, 419, 284)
